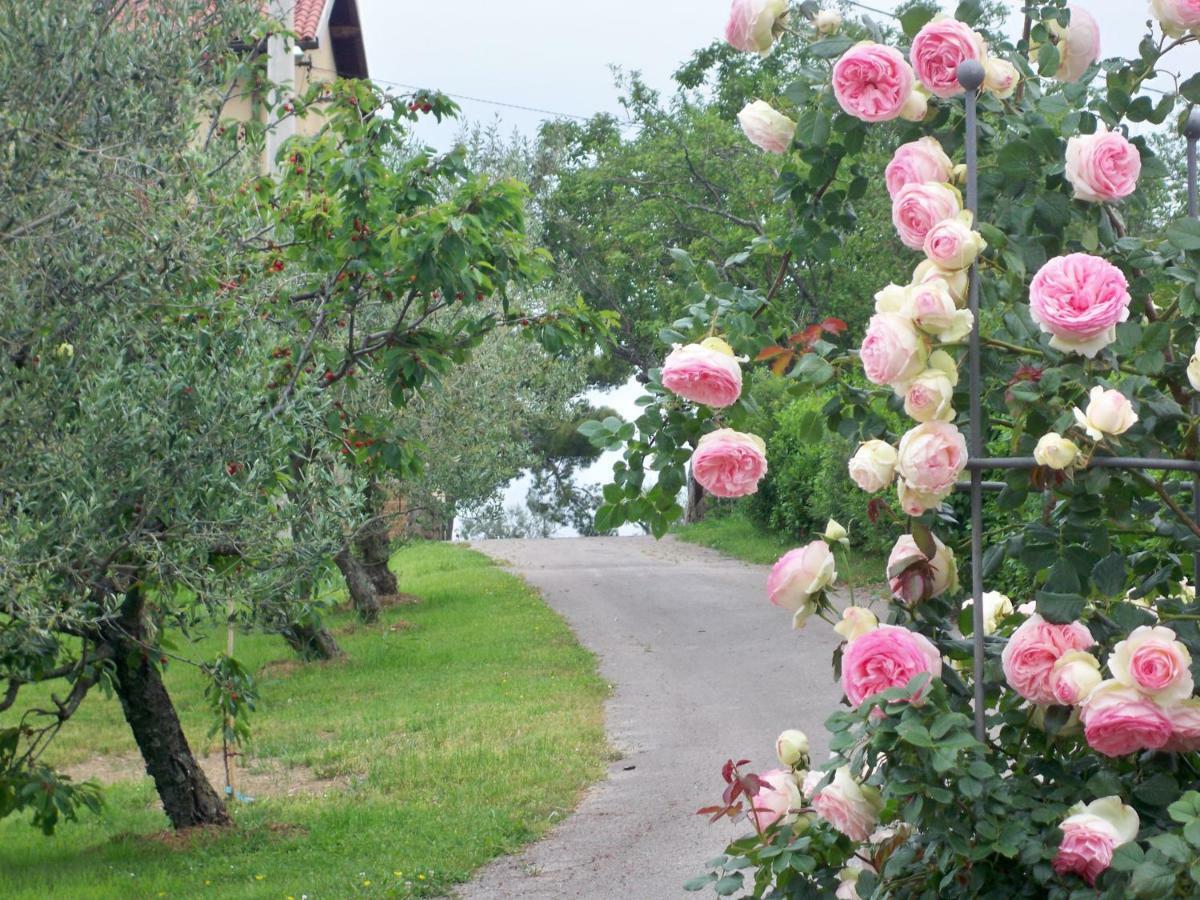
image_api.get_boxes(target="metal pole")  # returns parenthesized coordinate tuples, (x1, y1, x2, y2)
(965, 456, 1200, 473)
(1187, 109, 1200, 587)
(958, 60, 987, 742)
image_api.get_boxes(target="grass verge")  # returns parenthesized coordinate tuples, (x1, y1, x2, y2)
(674, 511, 886, 588)
(0, 542, 608, 899)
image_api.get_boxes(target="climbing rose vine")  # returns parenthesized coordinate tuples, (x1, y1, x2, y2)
(583, 0, 1200, 895)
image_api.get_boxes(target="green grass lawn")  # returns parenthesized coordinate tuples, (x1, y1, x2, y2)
(0, 542, 608, 899)
(674, 511, 886, 588)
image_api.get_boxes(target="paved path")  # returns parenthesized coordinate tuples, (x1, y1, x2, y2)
(458, 536, 843, 900)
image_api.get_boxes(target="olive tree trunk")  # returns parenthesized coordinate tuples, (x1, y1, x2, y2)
(279, 621, 343, 661)
(685, 465, 707, 524)
(334, 545, 381, 623)
(357, 481, 398, 595)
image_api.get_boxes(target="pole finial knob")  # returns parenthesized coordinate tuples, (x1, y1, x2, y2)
(957, 60, 986, 93)
(1185, 108, 1200, 141)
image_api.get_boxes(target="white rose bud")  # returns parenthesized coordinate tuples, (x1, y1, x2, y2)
(964, 590, 1014, 636)
(1189, 337, 1200, 392)
(1033, 432, 1079, 470)
(822, 518, 849, 545)
(904, 367, 956, 423)
(833, 606, 879, 642)
(848, 440, 898, 493)
(737, 100, 797, 154)
(813, 9, 843, 35)
(983, 57, 1020, 99)
(775, 729, 810, 767)
(911, 258, 969, 306)
(1073, 386, 1138, 440)
(898, 88, 929, 123)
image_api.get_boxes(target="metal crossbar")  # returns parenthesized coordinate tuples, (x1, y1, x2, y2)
(956, 62, 1200, 740)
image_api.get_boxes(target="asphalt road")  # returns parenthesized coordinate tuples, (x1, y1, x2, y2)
(458, 536, 844, 900)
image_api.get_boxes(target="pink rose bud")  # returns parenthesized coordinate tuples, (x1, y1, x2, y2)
(841, 624, 942, 709)
(898, 88, 929, 122)
(1163, 698, 1200, 751)
(922, 213, 986, 271)
(811, 766, 883, 842)
(909, 17, 989, 99)
(903, 365, 956, 424)
(1049, 4, 1101, 83)
(885, 137, 954, 200)
(1053, 797, 1139, 886)
(909, 281, 973, 342)
(859, 313, 926, 393)
(983, 57, 1020, 98)
(895, 421, 968, 514)
(1065, 125, 1141, 203)
(887, 532, 957, 603)
(891, 182, 962, 251)
(736, 100, 796, 154)
(1028, 253, 1130, 357)
(745, 767, 802, 830)
(1050, 650, 1102, 705)
(912, 258, 968, 305)
(847, 440, 898, 493)
(1033, 432, 1079, 470)
(1072, 386, 1137, 440)
(1108, 625, 1194, 702)
(834, 606, 879, 642)
(832, 42, 915, 123)
(1080, 680, 1173, 756)
(724, 0, 789, 55)
(660, 338, 742, 407)
(1001, 613, 1095, 705)
(691, 428, 767, 498)
(1151, 0, 1200, 37)
(768, 540, 838, 628)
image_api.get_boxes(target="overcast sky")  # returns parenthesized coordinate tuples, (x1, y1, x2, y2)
(358, 1, 1199, 149)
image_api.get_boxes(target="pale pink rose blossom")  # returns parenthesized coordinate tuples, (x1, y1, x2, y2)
(923, 214, 986, 271)
(912, 258, 969, 305)
(904, 368, 956, 423)
(908, 280, 973, 343)
(898, 88, 929, 122)
(768, 540, 838, 628)
(1066, 126, 1140, 203)
(832, 42, 916, 123)
(1109, 625, 1194, 703)
(1080, 680, 1173, 756)
(1050, 650, 1103, 705)
(1152, 0, 1200, 37)
(724, 0, 789, 55)
(848, 439, 898, 493)
(909, 17, 989, 99)
(1073, 386, 1137, 440)
(859, 313, 926, 391)
(746, 767, 802, 830)
(895, 421, 968, 513)
(1163, 699, 1200, 751)
(892, 182, 962, 251)
(1053, 797, 1139, 886)
(660, 340, 742, 407)
(841, 624, 942, 708)
(1050, 5, 1102, 83)
(887, 532, 957, 603)
(885, 137, 954, 200)
(811, 766, 882, 841)
(1001, 613, 1095, 705)
(983, 57, 1020, 98)
(835, 856, 875, 900)
(1028, 253, 1130, 357)
(737, 100, 797, 154)
(691, 429, 767, 498)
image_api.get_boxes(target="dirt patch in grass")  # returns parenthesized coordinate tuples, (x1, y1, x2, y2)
(63, 752, 353, 799)
(379, 591, 422, 607)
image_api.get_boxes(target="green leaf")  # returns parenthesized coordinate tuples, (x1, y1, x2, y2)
(1148, 833, 1191, 864)
(1167, 218, 1200, 251)
(1181, 71, 1200, 104)
(1135, 772, 1178, 807)
(1109, 841, 1145, 872)
(899, 6, 936, 37)
(683, 874, 716, 891)
(1091, 552, 1127, 597)
(1168, 791, 1200, 824)
(1185, 818, 1200, 848)
(1036, 591, 1085, 624)
(713, 873, 744, 896)
(1129, 860, 1176, 898)
(807, 37, 854, 59)
(897, 719, 935, 748)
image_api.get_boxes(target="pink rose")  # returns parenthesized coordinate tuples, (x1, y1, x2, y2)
(841, 624, 942, 708)
(1053, 797, 1139, 886)
(923, 214, 986, 271)
(737, 100, 796, 154)
(691, 428, 767, 498)
(1163, 699, 1200, 751)
(811, 766, 882, 841)
(1028, 253, 1130, 357)
(768, 540, 838, 628)
(909, 281, 973, 342)
(887, 532, 958, 604)
(885, 137, 954, 200)
(1080, 680, 1173, 756)
(892, 182, 962, 251)
(912, 258, 968, 306)
(895, 421, 968, 514)
(1000, 613, 1095, 705)
(661, 339, 742, 407)
(910, 18, 988, 99)
(1065, 126, 1141, 203)
(1050, 650, 1102, 705)
(983, 57, 1020, 99)
(832, 42, 916, 123)
(1050, 5, 1101, 83)
(746, 767, 802, 830)
(859, 313, 926, 391)
(724, 0, 789, 55)
(1152, 0, 1200, 37)
(1109, 625, 1194, 702)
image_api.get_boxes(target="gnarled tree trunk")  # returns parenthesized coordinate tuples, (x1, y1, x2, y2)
(357, 480, 398, 595)
(335, 545, 380, 623)
(685, 464, 707, 524)
(106, 587, 230, 829)
(280, 621, 343, 661)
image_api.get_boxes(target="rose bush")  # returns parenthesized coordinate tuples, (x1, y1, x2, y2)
(586, 0, 1200, 895)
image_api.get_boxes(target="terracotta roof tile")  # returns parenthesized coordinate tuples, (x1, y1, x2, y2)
(293, 0, 328, 42)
